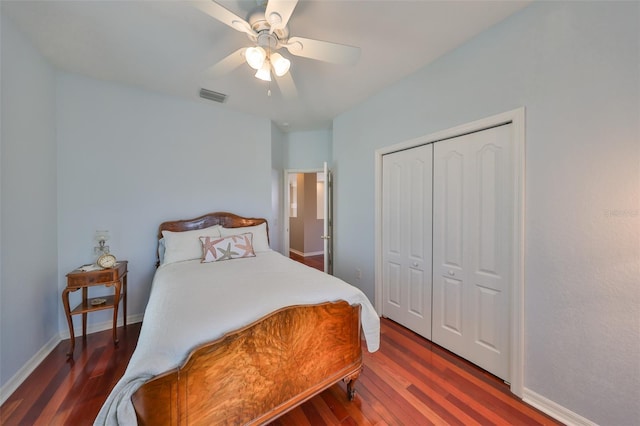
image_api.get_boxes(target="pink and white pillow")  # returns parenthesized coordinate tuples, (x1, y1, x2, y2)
(200, 233, 255, 263)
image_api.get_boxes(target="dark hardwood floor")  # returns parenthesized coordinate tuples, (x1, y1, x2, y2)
(290, 252, 324, 271)
(0, 323, 141, 425)
(1, 318, 561, 425)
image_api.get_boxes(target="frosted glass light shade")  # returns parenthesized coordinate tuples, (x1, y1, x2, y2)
(255, 61, 271, 81)
(94, 230, 110, 244)
(271, 53, 291, 77)
(245, 46, 266, 70)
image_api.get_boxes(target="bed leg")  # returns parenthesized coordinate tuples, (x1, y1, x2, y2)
(347, 380, 357, 401)
(344, 369, 362, 401)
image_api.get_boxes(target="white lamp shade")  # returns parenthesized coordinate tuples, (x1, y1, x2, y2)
(94, 230, 110, 243)
(271, 52, 291, 77)
(245, 46, 266, 70)
(255, 61, 271, 81)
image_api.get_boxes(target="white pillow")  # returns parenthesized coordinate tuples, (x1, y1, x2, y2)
(161, 225, 222, 265)
(157, 238, 166, 264)
(220, 222, 270, 252)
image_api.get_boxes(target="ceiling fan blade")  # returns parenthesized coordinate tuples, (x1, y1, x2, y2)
(203, 48, 247, 79)
(193, 1, 256, 38)
(284, 37, 360, 65)
(274, 71, 297, 100)
(265, 0, 298, 34)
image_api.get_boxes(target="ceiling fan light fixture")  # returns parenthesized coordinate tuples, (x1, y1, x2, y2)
(255, 61, 271, 81)
(271, 53, 291, 77)
(245, 46, 266, 70)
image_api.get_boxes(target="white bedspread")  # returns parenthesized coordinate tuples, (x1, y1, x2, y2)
(94, 250, 379, 425)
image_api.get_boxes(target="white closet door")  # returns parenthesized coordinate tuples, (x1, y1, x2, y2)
(382, 145, 433, 339)
(432, 124, 513, 381)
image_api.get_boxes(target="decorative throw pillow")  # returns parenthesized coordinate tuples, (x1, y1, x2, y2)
(200, 233, 256, 263)
(220, 222, 270, 252)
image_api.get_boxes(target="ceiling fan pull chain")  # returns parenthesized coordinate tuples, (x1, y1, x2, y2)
(267, 46, 272, 95)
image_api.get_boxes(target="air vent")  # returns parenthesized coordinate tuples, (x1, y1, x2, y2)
(199, 88, 227, 103)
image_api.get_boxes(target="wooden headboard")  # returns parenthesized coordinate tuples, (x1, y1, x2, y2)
(157, 211, 269, 265)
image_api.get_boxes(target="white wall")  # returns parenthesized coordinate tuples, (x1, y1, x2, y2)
(333, 2, 639, 425)
(0, 15, 59, 390)
(56, 72, 272, 332)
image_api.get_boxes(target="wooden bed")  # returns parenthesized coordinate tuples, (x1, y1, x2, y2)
(131, 212, 364, 425)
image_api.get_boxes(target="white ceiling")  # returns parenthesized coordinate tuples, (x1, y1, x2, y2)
(2, 0, 531, 131)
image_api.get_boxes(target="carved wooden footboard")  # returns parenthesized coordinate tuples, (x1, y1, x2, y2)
(131, 301, 362, 425)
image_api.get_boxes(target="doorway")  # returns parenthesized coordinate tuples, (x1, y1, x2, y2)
(284, 164, 332, 273)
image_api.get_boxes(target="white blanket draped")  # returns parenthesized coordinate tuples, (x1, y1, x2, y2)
(94, 250, 380, 425)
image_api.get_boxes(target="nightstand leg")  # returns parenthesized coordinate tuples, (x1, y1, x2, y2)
(62, 289, 75, 358)
(82, 287, 87, 340)
(112, 281, 120, 345)
(123, 275, 127, 327)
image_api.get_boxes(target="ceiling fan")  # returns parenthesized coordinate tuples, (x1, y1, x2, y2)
(194, 0, 361, 98)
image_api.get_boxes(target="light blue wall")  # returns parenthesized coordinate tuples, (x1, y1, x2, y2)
(270, 123, 287, 253)
(284, 129, 332, 170)
(55, 73, 272, 332)
(2, 2, 638, 424)
(333, 2, 639, 424)
(0, 22, 276, 391)
(0, 14, 59, 389)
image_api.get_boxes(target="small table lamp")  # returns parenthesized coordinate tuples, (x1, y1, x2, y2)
(94, 230, 110, 255)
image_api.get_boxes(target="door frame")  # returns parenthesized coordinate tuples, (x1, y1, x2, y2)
(374, 107, 525, 397)
(283, 168, 325, 264)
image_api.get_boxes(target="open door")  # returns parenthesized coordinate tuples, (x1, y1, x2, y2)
(322, 162, 333, 274)
(284, 166, 332, 274)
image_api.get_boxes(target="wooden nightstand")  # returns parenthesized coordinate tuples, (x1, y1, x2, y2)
(62, 261, 128, 358)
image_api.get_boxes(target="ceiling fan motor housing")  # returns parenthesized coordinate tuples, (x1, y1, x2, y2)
(248, 7, 289, 49)
(257, 31, 280, 51)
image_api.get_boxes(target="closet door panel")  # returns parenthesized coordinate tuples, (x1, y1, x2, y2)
(433, 149, 466, 354)
(470, 128, 512, 380)
(477, 145, 500, 275)
(409, 157, 428, 261)
(476, 285, 500, 352)
(386, 162, 403, 255)
(442, 277, 463, 335)
(433, 124, 513, 381)
(386, 262, 402, 307)
(382, 145, 433, 339)
(442, 151, 464, 271)
(408, 268, 426, 316)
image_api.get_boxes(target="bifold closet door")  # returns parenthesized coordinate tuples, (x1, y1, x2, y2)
(382, 144, 433, 339)
(432, 124, 513, 381)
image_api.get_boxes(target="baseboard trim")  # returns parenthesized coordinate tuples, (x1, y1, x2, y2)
(289, 249, 323, 257)
(523, 388, 596, 426)
(58, 313, 144, 339)
(1, 314, 144, 405)
(0, 333, 60, 406)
